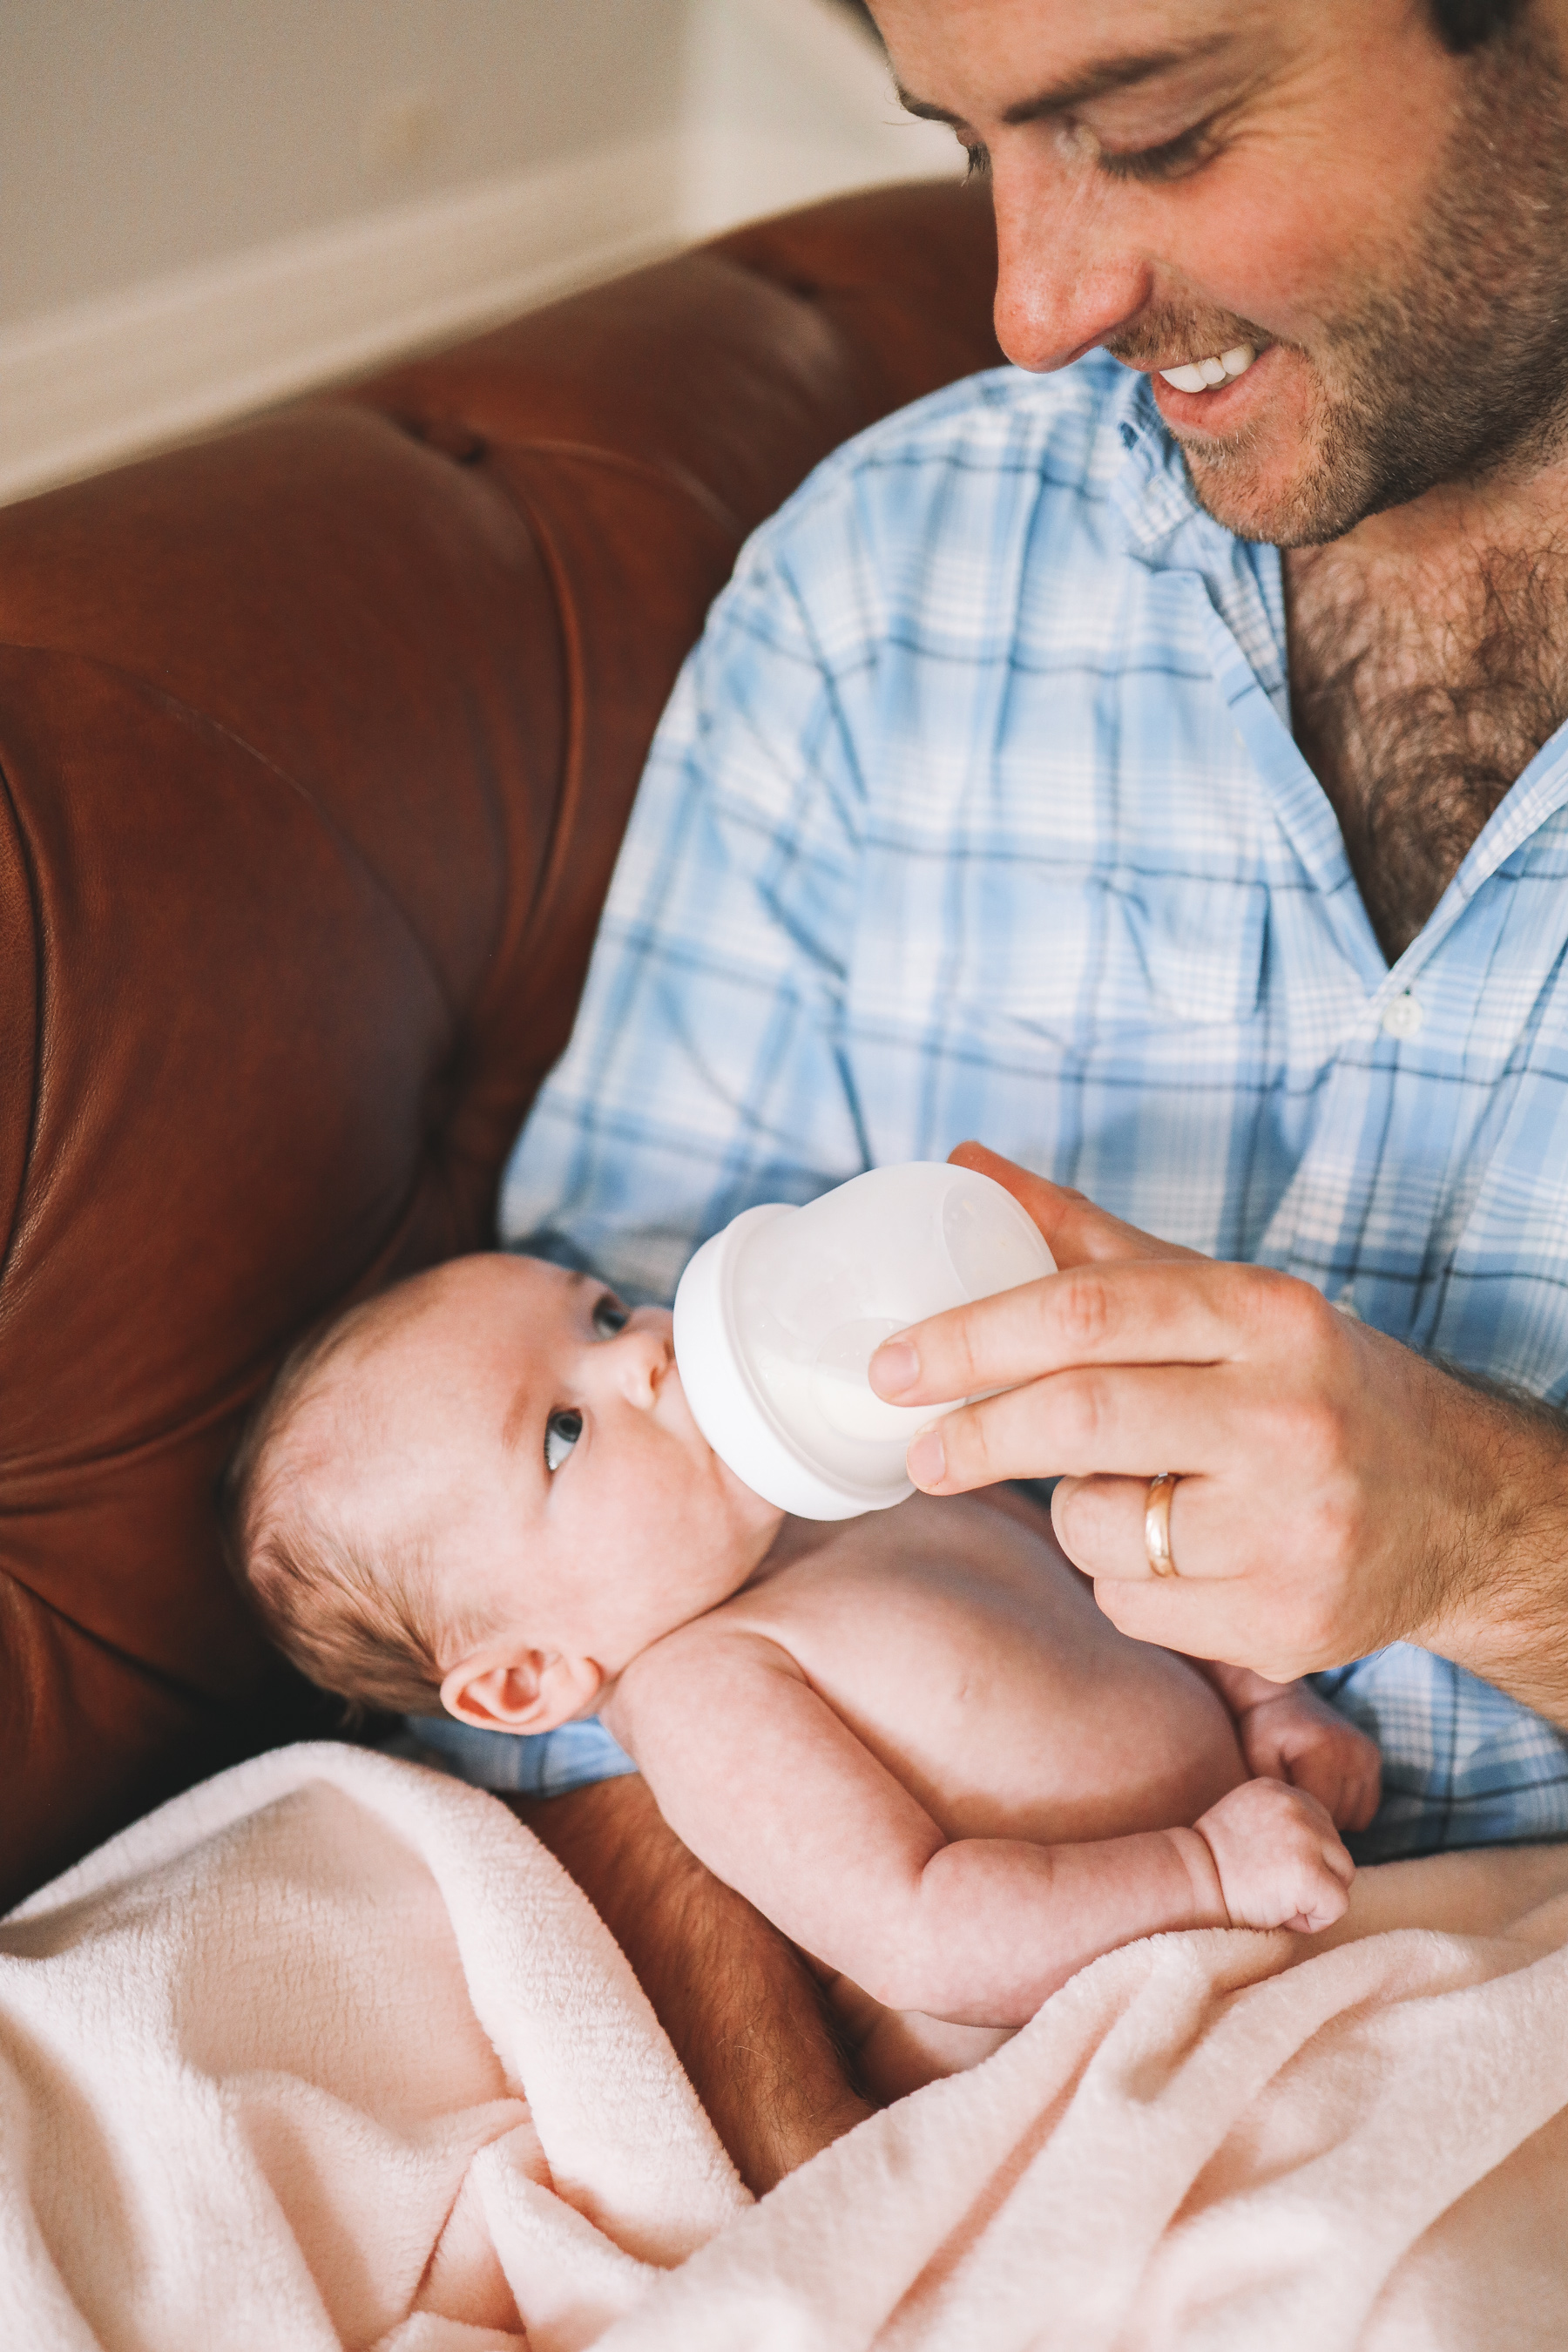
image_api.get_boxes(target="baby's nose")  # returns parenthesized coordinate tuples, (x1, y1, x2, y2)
(611, 1322, 672, 1403)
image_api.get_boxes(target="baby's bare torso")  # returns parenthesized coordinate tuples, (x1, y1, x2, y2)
(608, 1485, 1359, 2092)
(685, 1490, 1246, 1842)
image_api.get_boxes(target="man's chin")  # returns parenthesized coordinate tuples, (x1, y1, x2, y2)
(1159, 359, 1373, 549)
(1177, 430, 1363, 551)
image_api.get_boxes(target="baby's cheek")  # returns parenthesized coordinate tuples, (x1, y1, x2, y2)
(622, 1459, 713, 1581)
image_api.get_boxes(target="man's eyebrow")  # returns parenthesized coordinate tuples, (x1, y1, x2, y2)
(896, 39, 1233, 132)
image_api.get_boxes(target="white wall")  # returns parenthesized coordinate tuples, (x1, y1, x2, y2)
(681, 0, 948, 237)
(0, 0, 959, 508)
(0, 0, 688, 329)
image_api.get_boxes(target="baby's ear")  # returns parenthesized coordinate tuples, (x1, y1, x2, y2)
(440, 1646, 602, 1736)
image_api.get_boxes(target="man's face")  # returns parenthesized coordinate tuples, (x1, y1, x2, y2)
(872, 0, 1568, 544)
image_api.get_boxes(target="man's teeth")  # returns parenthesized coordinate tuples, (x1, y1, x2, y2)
(1159, 344, 1256, 394)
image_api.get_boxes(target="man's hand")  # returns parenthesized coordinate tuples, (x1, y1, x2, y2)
(507, 1774, 870, 2195)
(868, 1143, 1568, 1716)
(1206, 1665, 1382, 1833)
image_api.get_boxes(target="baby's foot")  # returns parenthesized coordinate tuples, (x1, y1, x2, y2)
(1194, 1778, 1354, 1934)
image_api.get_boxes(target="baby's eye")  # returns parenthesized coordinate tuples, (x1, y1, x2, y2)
(591, 1293, 628, 1339)
(544, 1409, 582, 1473)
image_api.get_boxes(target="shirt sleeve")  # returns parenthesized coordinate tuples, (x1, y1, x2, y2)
(498, 526, 874, 1302)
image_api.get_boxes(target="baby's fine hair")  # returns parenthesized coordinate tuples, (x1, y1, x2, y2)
(222, 1276, 484, 1717)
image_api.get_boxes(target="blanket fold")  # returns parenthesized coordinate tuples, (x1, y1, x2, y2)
(5, 1741, 1567, 2350)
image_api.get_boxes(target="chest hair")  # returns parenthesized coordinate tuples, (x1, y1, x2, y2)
(1285, 538, 1568, 963)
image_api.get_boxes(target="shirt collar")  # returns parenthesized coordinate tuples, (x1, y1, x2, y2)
(1092, 361, 1289, 712)
(1091, 353, 1568, 959)
(1105, 366, 1231, 563)
(1083, 357, 1568, 963)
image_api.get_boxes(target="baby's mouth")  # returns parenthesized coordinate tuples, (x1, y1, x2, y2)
(661, 1357, 712, 1452)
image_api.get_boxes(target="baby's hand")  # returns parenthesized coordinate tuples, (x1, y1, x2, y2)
(1233, 1680, 1382, 1834)
(1194, 1779, 1355, 1934)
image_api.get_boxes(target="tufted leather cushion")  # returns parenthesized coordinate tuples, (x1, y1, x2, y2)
(0, 179, 1000, 1907)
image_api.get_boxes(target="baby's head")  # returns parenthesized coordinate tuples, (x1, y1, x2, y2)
(226, 1254, 781, 1732)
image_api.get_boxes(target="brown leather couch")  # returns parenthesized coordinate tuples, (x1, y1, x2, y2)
(0, 179, 1001, 1909)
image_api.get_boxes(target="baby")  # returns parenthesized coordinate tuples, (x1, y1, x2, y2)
(229, 1253, 1381, 2094)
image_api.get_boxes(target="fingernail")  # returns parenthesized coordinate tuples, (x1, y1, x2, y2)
(907, 1428, 946, 1487)
(871, 1340, 918, 1398)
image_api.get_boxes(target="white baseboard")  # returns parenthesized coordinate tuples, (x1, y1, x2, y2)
(0, 134, 686, 510)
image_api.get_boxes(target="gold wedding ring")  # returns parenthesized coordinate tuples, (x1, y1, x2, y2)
(1144, 1471, 1180, 1578)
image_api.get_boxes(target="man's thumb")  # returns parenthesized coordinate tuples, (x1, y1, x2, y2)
(947, 1140, 1204, 1267)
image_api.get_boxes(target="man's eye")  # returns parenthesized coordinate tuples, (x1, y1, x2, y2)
(591, 1294, 629, 1339)
(1095, 119, 1216, 185)
(544, 1409, 582, 1473)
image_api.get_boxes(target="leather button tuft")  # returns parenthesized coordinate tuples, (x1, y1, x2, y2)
(410, 416, 488, 465)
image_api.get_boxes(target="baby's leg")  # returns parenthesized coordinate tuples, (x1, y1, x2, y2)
(822, 1970, 1013, 2103)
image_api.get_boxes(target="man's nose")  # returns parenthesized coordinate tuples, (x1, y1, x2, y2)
(990, 152, 1152, 375)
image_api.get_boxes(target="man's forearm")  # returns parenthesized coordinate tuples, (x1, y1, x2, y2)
(507, 1774, 869, 2195)
(1429, 1369, 1568, 1724)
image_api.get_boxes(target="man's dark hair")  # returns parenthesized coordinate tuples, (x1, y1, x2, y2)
(1429, 0, 1530, 46)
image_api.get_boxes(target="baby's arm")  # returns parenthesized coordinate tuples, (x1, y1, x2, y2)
(606, 1627, 1351, 2030)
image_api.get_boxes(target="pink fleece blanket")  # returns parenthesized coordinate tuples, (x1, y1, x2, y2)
(5, 1742, 1567, 2349)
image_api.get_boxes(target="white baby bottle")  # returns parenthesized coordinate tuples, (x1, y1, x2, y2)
(672, 1161, 1056, 1519)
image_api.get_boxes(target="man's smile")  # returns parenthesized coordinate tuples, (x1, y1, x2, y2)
(1146, 340, 1283, 434)
(1157, 341, 1258, 393)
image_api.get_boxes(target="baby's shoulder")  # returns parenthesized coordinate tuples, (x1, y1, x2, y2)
(604, 1601, 808, 1755)
(615, 1600, 807, 1703)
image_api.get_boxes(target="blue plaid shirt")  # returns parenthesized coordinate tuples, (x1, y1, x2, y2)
(485, 354, 1568, 1863)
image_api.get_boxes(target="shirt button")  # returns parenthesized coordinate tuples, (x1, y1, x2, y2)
(1381, 990, 1423, 1039)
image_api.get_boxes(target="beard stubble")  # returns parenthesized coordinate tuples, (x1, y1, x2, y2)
(1139, 24, 1568, 548)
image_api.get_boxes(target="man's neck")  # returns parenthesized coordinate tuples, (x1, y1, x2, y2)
(1283, 449, 1568, 964)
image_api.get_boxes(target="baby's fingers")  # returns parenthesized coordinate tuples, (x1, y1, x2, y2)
(1278, 1726, 1382, 1834)
(1308, 1757, 1375, 1835)
(1341, 1761, 1382, 1836)
(1275, 1743, 1344, 1818)
(1286, 1888, 1350, 1934)
(1197, 1780, 1354, 1933)
(1321, 1828, 1355, 1890)
(1306, 1747, 1380, 1836)
(1282, 1835, 1354, 1934)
